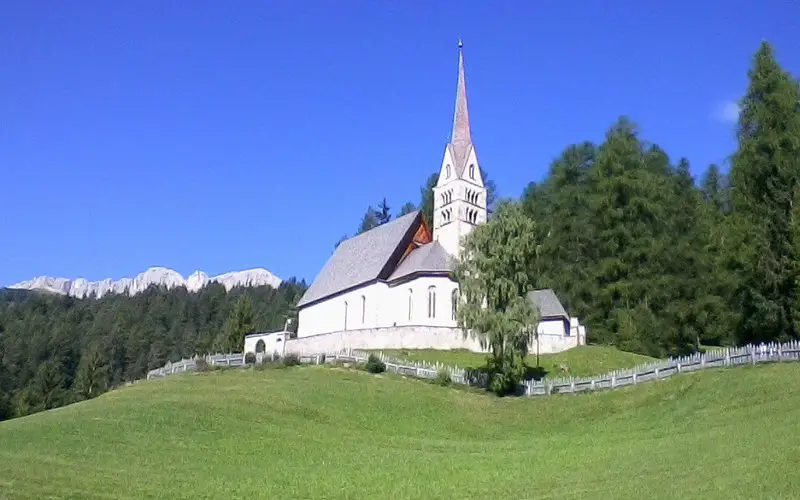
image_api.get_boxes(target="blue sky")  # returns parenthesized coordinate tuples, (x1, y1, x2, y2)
(2, 1, 799, 287)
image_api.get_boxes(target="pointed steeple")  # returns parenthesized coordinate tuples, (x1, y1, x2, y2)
(448, 39, 474, 178)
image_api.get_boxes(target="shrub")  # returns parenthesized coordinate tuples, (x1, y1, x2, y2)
(195, 358, 210, 372)
(364, 354, 386, 374)
(244, 352, 256, 365)
(281, 353, 301, 367)
(434, 369, 453, 387)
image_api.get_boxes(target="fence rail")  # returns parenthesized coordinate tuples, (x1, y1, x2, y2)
(145, 341, 800, 397)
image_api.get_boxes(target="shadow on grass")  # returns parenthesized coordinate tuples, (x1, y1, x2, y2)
(524, 365, 549, 381)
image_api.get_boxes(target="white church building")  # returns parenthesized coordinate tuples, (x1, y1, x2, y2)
(284, 43, 586, 357)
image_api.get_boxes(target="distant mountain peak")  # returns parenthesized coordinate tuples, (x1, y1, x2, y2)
(7, 267, 282, 299)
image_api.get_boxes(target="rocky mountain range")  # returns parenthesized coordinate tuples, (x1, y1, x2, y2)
(6, 267, 282, 299)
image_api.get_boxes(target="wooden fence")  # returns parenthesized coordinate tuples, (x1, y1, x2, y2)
(145, 341, 800, 396)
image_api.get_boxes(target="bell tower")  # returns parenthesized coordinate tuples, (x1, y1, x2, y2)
(432, 40, 487, 258)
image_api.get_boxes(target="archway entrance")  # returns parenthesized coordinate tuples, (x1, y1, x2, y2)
(255, 339, 266, 353)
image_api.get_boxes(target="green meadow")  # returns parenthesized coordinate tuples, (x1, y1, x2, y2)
(1, 360, 799, 499)
(369, 344, 656, 377)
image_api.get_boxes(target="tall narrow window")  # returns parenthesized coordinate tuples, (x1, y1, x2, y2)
(451, 288, 459, 321)
(408, 288, 413, 320)
(344, 301, 348, 330)
(469, 164, 475, 179)
(428, 286, 436, 318)
(446, 165, 451, 178)
(361, 295, 366, 324)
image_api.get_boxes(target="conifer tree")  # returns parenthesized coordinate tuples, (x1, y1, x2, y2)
(729, 41, 800, 344)
(225, 296, 255, 353)
(398, 202, 417, 217)
(376, 198, 391, 224)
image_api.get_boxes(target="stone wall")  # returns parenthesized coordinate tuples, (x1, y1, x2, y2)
(285, 322, 584, 356)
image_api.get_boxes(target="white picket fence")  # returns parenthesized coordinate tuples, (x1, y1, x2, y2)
(145, 341, 800, 396)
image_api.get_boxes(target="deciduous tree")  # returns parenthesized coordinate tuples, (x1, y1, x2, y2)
(453, 201, 539, 395)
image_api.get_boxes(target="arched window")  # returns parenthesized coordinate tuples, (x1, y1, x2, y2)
(427, 286, 436, 318)
(469, 164, 475, 179)
(255, 339, 266, 353)
(344, 301, 348, 330)
(446, 164, 451, 178)
(451, 289, 459, 321)
(408, 288, 413, 320)
(361, 295, 366, 324)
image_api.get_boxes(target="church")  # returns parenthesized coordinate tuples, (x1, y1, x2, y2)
(284, 43, 586, 356)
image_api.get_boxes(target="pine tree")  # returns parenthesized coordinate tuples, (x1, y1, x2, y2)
(357, 206, 380, 234)
(75, 344, 109, 400)
(729, 41, 800, 344)
(398, 202, 417, 217)
(377, 198, 391, 224)
(225, 296, 256, 353)
(419, 173, 438, 226)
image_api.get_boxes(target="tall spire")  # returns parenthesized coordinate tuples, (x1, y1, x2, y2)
(449, 39, 473, 177)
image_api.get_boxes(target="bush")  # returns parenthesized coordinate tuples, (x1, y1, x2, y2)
(434, 369, 453, 387)
(364, 354, 386, 374)
(244, 352, 256, 365)
(281, 353, 301, 367)
(195, 358, 210, 372)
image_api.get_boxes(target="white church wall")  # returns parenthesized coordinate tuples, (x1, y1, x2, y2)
(297, 276, 462, 338)
(384, 275, 460, 328)
(297, 282, 388, 337)
(285, 322, 584, 356)
(286, 326, 486, 355)
(243, 331, 286, 357)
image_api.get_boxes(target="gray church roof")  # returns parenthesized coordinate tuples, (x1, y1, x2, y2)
(296, 211, 422, 308)
(388, 241, 453, 282)
(526, 289, 569, 321)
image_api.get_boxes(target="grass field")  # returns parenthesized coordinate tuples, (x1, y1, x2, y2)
(369, 344, 656, 377)
(1, 363, 799, 499)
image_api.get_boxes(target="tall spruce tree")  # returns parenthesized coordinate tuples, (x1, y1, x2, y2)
(376, 198, 391, 224)
(224, 296, 256, 352)
(729, 41, 800, 344)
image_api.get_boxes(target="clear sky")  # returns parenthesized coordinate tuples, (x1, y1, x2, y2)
(2, 1, 799, 287)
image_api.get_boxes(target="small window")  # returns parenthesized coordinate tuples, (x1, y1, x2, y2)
(446, 164, 451, 178)
(361, 295, 366, 324)
(428, 286, 436, 318)
(344, 301, 348, 330)
(408, 288, 413, 320)
(255, 339, 266, 353)
(451, 289, 459, 321)
(469, 164, 475, 179)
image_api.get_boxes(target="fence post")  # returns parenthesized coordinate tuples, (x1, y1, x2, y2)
(632, 373, 637, 384)
(725, 348, 731, 366)
(611, 375, 616, 388)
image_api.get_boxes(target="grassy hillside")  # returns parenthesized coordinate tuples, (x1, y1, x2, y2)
(370, 345, 656, 377)
(1, 363, 799, 499)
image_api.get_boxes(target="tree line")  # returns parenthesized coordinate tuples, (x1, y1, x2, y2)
(453, 41, 800, 393)
(0, 280, 306, 421)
